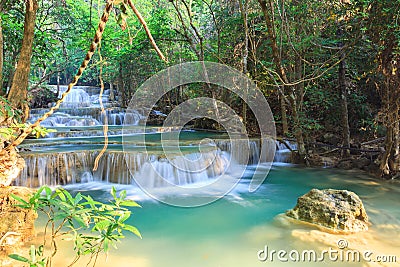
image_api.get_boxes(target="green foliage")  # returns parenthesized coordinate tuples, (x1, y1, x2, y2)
(0, 122, 55, 141)
(0, 96, 23, 121)
(10, 186, 141, 267)
(2, 0, 397, 144)
(9, 245, 46, 267)
(0, 96, 55, 142)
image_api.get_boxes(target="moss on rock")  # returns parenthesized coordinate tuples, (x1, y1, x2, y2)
(286, 189, 369, 233)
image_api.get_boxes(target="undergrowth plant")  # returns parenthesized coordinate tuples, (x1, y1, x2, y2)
(0, 96, 55, 143)
(10, 186, 141, 267)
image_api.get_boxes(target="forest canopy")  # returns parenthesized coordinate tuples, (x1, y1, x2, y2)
(0, 0, 399, 177)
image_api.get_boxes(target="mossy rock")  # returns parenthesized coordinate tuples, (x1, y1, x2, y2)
(286, 189, 369, 233)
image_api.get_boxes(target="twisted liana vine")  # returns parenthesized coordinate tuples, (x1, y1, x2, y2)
(93, 41, 107, 172)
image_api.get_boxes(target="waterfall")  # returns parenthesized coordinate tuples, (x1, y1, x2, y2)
(15, 150, 231, 188)
(28, 85, 143, 138)
(59, 88, 92, 108)
(216, 138, 277, 165)
(16, 137, 290, 188)
(273, 140, 297, 163)
(18, 84, 282, 189)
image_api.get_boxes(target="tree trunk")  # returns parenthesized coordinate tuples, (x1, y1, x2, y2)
(258, 0, 306, 159)
(56, 72, 60, 97)
(6, 60, 15, 93)
(7, 0, 38, 121)
(390, 119, 400, 171)
(379, 77, 400, 177)
(339, 56, 351, 158)
(258, 0, 290, 136)
(380, 113, 394, 176)
(109, 82, 115, 101)
(290, 92, 307, 159)
(337, 24, 351, 158)
(293, 57, 307, 160)
(0, 14, 3, 95)
(279, 91, 289, 135)
(239, 0, 249, 128)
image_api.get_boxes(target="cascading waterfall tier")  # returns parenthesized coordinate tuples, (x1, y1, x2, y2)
(17, 85, 287, 189)
(215, 138, 287, 165)
(274, 140, 297, 163)
(14, 149, 231, 188)
(29, 85, 143, 129)
(16, 137, 284, 188)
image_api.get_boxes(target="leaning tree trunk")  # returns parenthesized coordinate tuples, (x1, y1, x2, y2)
(7, 0, 38, 122)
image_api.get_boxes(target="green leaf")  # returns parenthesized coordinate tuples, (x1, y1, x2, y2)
(74, 193, 82, 206)
(111, 187, 117, 199)
(120, 190, 127, 200)
(120, 200, 141, 208)
(118, 211, 131, 223)
(94, 220, 111, 231)
(82, 195, 101, 207)
(73, 215, 87, 227)
(44, 186, 52, 199)
(54, 189, 66, 202)
(64, 190, 75, 204)
(103, 238, 109, 252)
(33, 186, 46, 199)
(10, 194, 29, 206)
(123, 225, 142, 239)
(37, 245, 44, 256)
(8, 254, 29, 262)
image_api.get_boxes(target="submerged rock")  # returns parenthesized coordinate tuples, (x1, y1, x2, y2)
(286, 189, 369, 233)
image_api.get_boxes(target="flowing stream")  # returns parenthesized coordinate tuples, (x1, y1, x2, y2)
(16, 86, 400, 267)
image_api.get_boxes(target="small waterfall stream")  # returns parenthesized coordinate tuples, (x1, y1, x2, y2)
(274, 140, 297, 163)
(16, 85, 288, 188)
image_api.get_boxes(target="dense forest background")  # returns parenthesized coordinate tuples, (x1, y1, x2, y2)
(0, 0, 399, 177)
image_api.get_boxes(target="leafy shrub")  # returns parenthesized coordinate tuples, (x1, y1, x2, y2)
(10, 186, 141, 267)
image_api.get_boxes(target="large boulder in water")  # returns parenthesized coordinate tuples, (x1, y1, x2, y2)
(286, 189, 369, 233)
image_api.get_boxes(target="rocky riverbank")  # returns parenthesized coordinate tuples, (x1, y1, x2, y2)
(0, 187, 37, 266)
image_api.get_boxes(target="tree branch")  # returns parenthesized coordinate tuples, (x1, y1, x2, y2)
(126, 0, 168, 62)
